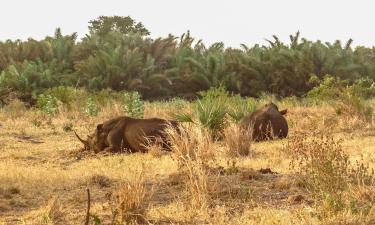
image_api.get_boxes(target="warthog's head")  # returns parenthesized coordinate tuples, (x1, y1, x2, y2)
(73, 130, 92, 150)
(263, 102, 287, 115)
(74, 124, 109, 153)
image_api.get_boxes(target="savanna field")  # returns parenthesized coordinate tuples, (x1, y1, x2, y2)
(2, 15, 375, 225)
(1, 90, 375, 225)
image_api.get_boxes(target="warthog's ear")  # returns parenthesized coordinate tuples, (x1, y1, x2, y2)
(279, 109, 287, 115)
(96, 124, 103, 132)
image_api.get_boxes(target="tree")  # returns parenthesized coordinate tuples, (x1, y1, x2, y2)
(88, 16, 150, 37)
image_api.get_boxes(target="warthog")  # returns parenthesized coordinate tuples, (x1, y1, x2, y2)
(74, 116, 179, 153)
(239, 102, 288, 141)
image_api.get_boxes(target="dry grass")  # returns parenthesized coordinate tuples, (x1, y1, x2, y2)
(223, 124, 252, 157)
(109, 169, 154, 224)
(167, 124, 218, 211)
(1, 99, 375, 224)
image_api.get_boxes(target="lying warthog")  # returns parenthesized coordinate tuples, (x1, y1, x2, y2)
(74, 116, 179, 153)
(239, 102, 288, 141)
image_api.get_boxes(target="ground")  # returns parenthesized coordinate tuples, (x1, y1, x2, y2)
(0, 101, 375, 225)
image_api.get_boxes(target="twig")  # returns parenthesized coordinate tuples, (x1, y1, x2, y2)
(85, 188, 91, 225)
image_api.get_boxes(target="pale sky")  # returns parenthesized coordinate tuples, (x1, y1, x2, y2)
(1, 0, 374, 47)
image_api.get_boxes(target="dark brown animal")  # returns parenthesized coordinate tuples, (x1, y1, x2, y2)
(239, 102, 288, 141)
(75, 116, 179, 153)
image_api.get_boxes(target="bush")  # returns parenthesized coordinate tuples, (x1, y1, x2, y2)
(85, 97, 100, 116)
(308, 75, 374, 121)
(121, 91, 144, 118)
(287, 133, 374, 215)
(37, 94, 59, 114)
(307, 75, 344, 102)
(334, 91, 373, 122)
(42, 86, 77, 105)
(227, 96, 257, 122)
(195, 87, 229, 138)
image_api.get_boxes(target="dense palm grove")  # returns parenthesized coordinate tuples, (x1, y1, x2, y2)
(1, 16, 375, 103)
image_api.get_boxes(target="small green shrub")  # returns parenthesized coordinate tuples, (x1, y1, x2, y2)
(43, 86, 77, 105)
(85, 97, 100, 116)
(121, 91, 144, 118)
(196, 87, 229, 137)
(334, 92, 373, 121)
(91, 89, 116, 105)
(227, 96, 257, 122)
(37, 94, 59, 115)
(307, 75, 343, 102)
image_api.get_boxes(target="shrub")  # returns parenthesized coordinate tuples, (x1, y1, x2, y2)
(37, 94, 59, 115)
(307, 75, 343, 102)
(227, 96, 257, 122)
(42, 86, 78, 105)
(288, 134, 349, 196)
(334, 91, 373, 122)
(347, 77, 375, 99)
(287, 133, 374, 215)
(2, 99, 26, 119)
(85, 97, 100, 116)
(121, 91, 144, 118)
(195, 87, 229, 137)
(308, 76, 374, 121)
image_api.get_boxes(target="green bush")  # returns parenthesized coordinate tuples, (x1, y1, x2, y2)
(307, 75, 343, 102)
(85, 97, 100, 116)
(43, 86, 78, 105)
(334, 92, 373, 121)
(121, 91, 144, 118)
(195, 87, 229, 137)
(37, 94, 59, 114)
(347, 77, 375, 99)
(227, 96, 257, 122)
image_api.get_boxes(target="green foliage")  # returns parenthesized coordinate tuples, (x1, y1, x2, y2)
(42, 86, 77, 105)
(307, 75, 343, 101)
(194, 87, 229, 137)
(1, 17, 375, 103)
(37, 94, 59, 114)
(334, 91, 373, 121)
(85, 97, 100, 116)
(307, 75, 374, 120)
(88, 16, 149, 37)
(121, 92, 144, 118)
(227, 96, 257, 122)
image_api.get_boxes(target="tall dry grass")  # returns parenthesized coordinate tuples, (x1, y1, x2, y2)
(223, 124, 252, 157)
(167, 124, 219, 211)
(109, 169, 154, 224)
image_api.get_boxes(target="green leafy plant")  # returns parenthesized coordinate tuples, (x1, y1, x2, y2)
(37, 94, 59, 114)
(121, 91, 144, 118)
(43, 86, 78, 105)
(85, 97, 100, 116)
(227, 96, 257, 122)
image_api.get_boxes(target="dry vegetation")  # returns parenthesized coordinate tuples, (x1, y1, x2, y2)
(1, 99, 375, 225)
